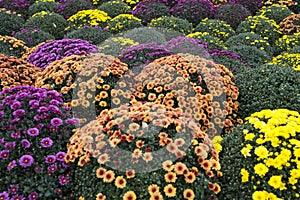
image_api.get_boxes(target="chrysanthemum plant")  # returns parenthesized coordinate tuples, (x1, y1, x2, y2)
(68, 53, 131, 125)
(34, 55, 85, 104)
(279, 14, 300, 35)
(224, 32, 273, 56)
(0, 8, 25, 37)
(24, 11, 68, 39)
(0, 54, 42, 91)
(66, 102, 222, 200)
(107, 14, 143, 34)
(98, 37, 139, 57)
(27, 38, 99, 69)
(256, 4, 294, 24)
(0, 86, 79, 199)
(219, 109, 300, 200)
(66, 9, 111, 31)
(0, 36, 29, 58)
(106, 54, 240, 136)
(236, 15, 281, 45)
(118, 42, 172, 74)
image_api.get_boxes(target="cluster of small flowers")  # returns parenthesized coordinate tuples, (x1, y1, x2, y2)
(27, 38, 99, 69)
(0, 86, 80, 199)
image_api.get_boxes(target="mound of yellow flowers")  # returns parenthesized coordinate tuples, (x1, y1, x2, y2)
(219, 109, 300, 200)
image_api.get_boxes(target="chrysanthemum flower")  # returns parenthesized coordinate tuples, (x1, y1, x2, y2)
(163, 184, 176, 197)
(103, 170, 115, 183)
(28, 191, 38, 200)
(126, 170, 135, 179)
(45, 155, 56, 164)
(150, 192, 163, 200)
(123, 191, 136, 200)
(115, 176, 127, 189)
(183, 188, 195, 200)
(164, 172, 177, 183)
(148, 184, 160, 195)
(96, 167, 107, 179)
(184, 172, 196, 183)
(96, 193, 106, 200)
(19, 155, 34, 167)
(59, 175, 69, 186)
(40, 137, 53, 148)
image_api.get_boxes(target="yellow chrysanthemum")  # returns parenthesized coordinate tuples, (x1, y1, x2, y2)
(254, 163, 269, 177)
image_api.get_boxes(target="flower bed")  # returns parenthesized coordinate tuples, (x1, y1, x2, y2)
(1, 1, 300, 200)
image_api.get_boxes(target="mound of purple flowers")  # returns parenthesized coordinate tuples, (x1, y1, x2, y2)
(228, 0, 263, 15)
(0, 0, 31, 15)
(163, 36, 208, 55)
(27, 38, 99, 69)
(119, 42, 172, 73)
(170, 0, 214, 25)
(0, 86, 79, 199)
(132, 1, 170, 24)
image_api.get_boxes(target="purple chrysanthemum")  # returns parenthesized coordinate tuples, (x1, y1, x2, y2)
(29, 100, 40, 109)
(45, 155, 56, 164)
(4, 142, 16, 149)
(31, 92, 41, 98)
(163, 36, 208, 55)
(10, 118, 20, 124)
(27, 128, 39, 137)
(49, 99, 60, 105)
(11, 194, 25, 200)
(21, 139, 31, 148)
(55, 152, 66, 162)
(19, 155, 34, 167)
(10, 101, 21, 110)
(54, 188, 62, 195)
(65, 118, 80, 125)
(37, 106, 48, 113)
(40, 137, 53, 148)
(11, 132, 21, 139)
(28, 192, 38, 200)
(47, 164, 57, 173)
(48, 105, 60, 112)
(0, 191, 9, 200)
(9, 184, 19, 195)
(7, 160, 17, 171)
(12, 109, 25, 117)
(59, 175, 69, 186)
(0, 138, 4, 145)
(50, 118, 63, 127)
(27, 39, 99, 69)
(0, 150, 10, 159)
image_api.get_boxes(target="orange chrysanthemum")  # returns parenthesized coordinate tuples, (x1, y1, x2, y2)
(174, 162, 187, 175)
(150, 192, 163, 200)
(115, 176, 127, 189)
(96, 193, 106, 200)
(184, 172, 196, 183)
(183, 189, 195, 200)
(148, 184, 160, 195)
(164, 184, 177, 197)
(103, 170, 115, 183)
(96, 167, 107, 178)
(123, 191, 137, 200)
(162, 160, 174, 172)
(164, 172, 177, 183)
(126, 170, 135, 179)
